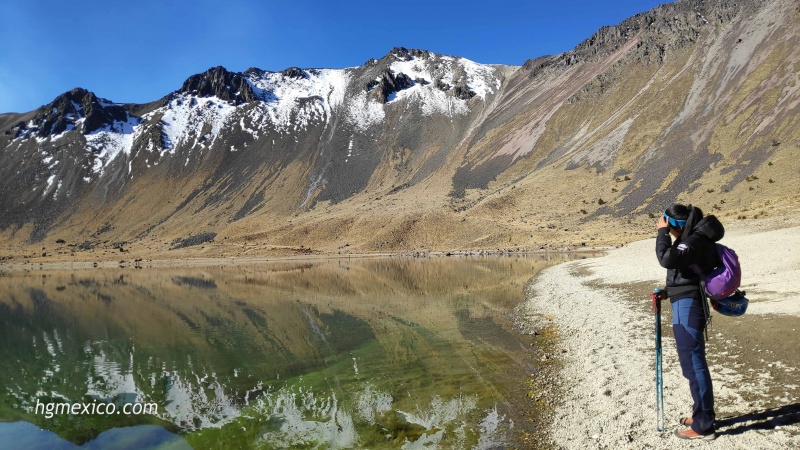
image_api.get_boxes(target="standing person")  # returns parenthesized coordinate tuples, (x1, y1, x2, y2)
(655, 203, 724, 440)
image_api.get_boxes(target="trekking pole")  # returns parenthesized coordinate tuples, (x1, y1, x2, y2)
(700, 282, 712, 341)
(652, 288, 665, 432)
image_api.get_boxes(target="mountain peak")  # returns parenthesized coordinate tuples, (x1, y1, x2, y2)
(386, 47, 432, 62)
(12, 87, 127, 139)
(280, 67, 309, 79)
(178, 66, 259, 105)
(50, 87, 98, 112)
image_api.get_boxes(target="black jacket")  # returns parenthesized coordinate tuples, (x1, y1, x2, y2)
(655, 215, 724, 301)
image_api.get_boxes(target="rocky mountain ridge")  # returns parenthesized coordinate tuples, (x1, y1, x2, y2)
(2, 0, 799, 260)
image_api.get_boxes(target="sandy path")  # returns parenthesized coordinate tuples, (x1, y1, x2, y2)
(521, 226, 800, 449)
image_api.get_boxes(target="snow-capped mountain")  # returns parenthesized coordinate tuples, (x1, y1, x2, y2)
(1, 0, 799, 254)
(6, 48, 502, 183)
(1, 47, 508, 241)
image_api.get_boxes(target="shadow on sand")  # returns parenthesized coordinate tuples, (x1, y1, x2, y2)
(717, 403, 800, 436)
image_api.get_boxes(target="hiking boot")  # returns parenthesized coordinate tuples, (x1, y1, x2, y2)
(674, 427, 716, 440)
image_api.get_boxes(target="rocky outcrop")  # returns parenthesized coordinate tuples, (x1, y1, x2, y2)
(451, 84, 476, 100)
(523, 0, 744, 76)
(178, 66, 259, 105)
(366, 69, 415, 103)
(281, 67, 309, 79)
(13, 88, 129, 139)
(434, 80, 476, 100)
(386, 47, 431, 61)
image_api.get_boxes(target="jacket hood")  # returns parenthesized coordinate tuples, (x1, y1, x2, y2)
(693, 215, 725, 242)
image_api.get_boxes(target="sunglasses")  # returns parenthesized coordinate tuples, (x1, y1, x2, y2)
(663, 213, 687, 228)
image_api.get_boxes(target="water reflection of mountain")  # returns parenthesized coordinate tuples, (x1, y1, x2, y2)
(0, 256, 574, 448)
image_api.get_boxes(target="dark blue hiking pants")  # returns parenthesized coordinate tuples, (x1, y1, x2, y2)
(672, 296, 716, 435)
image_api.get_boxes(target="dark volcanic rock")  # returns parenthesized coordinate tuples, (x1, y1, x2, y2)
(178, 66, 259, 105)
(435, 80, 452, 92)
(387, 47, 430, 61)
(367, 69, 415, 103)
(18, 88, 129, 139)
(243, 67, 264, 78)
(281, 67, 309, 79)
(434, 79, 475, 100)
(451, 84, 476, 100)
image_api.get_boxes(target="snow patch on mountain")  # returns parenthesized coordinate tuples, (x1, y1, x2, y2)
(157, 94, 237, 152)
(247, 69, 350, 133)
(40, 175, 61, 198)
(396, 84, 470, 116)
(457, 57, 502, 99)
(85, 113, 143, 173)
(346, 91, 385, 131)
(388, 55, 500, 116)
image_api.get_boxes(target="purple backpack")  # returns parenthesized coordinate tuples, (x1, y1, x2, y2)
(695, 244, 742, 301)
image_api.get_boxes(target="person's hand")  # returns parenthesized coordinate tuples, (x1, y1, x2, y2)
(657, 215, 669, 230)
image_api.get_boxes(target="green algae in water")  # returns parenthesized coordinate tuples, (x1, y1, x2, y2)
(0, 255, 576, 448)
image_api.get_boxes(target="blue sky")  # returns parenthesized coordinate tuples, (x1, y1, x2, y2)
(0, 0, 668, 114)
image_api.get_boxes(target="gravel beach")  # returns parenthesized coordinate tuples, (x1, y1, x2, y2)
(521, 224, 800, 449)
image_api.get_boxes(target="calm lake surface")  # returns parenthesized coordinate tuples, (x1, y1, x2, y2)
(0, 255, 582, 449)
